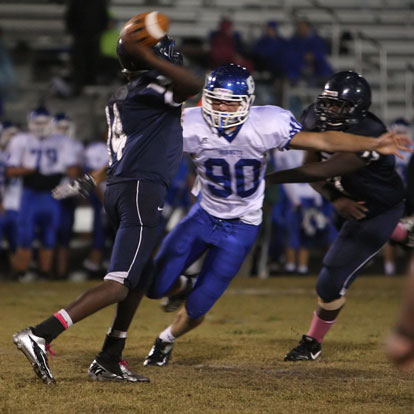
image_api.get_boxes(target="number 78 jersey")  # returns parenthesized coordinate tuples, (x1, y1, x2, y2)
(182, 106, 302, 225)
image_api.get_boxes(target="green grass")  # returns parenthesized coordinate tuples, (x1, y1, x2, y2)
(1, 276, 413, 413)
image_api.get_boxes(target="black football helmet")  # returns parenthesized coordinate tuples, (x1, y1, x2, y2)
(315, 71, 371, 129)
(116, 35, 183, 75)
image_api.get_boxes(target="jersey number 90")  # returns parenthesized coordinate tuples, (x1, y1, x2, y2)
(205, 158, 261, 198)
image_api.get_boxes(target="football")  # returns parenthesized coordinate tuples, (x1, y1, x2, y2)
(119, 11, 170, 48)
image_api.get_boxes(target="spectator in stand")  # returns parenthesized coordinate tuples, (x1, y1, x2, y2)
(99, 13, 122, 85)
(286, 19, 334, 87)
(65, 0, 109, 95)
(252, 20, 287, 104)
(208, 17, 253, 72)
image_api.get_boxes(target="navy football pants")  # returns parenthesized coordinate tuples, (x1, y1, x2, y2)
(104, 180, 166, 291)
(317, 201, 404, 302)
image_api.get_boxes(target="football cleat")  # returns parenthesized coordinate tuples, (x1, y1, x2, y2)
(143, 338, 174, 367)
(161, 275, 194, 312)
(13, 328, 56, 384)
(88, 359, 150, 383)
(284, 335, 322, 361)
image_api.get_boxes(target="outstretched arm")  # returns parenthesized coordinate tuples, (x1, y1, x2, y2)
(289, 130, 411, 158)
(266, 152, 365, 186)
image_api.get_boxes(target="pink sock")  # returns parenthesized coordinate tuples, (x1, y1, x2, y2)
(390, 222, 407, 242)
(306, 312, 336, 343)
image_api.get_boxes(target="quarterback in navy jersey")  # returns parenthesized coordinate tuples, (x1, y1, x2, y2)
(13, 31, 204, 384)
(266, 71, 406, 361)
(141, 65, 409, 367)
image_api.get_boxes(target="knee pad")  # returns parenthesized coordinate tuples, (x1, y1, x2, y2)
(318, 296, 346, 311)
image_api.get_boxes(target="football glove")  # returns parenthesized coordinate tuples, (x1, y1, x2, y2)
(52, 173, 96, 200)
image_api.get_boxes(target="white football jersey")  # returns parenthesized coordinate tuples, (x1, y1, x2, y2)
(183, 105, 302, 225)
(7, 132, 78, 175)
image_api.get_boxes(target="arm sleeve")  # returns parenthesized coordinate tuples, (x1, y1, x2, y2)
(182, 107, 202, 154)
(259, 106, 302, 151)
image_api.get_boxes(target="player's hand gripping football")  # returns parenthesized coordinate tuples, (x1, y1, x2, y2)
(52, 173, 96, 200)
(119, 11, 169, 64)
(374, 131, 412, 159)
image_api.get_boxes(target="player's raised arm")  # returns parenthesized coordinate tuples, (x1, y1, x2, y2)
(118, 12, 204, 102)
(289, 129, 411, 158)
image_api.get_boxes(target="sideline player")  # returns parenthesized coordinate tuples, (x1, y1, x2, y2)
(7, 107, 79, 281)
(0, 121, 20, 272)
(141, 65, 409, 366)
(265, 71, 406, 361)
(13, 33, 204, 383)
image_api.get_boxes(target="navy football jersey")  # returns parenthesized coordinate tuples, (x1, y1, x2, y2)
(301, 104, 404, 218)
(106, 71, 183, 188)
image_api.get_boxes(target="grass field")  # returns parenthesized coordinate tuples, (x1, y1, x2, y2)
(1, 276, 413, 414)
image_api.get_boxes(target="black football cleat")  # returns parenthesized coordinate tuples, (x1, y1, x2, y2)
(143, 338, 174, 366)
(88, 359, 150, 383)
(13, 328, 56, 384)
(284, 335, 322, 361)
(161, 275, 194, 312)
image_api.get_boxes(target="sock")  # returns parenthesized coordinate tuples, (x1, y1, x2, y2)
(384, 261, 396, 275)
(32, 309, 73, 344)
(159, 326, 176, 343)
(96, 329, 127, 367)
(284, 262, 296, 272)
(306, 312, 336, 343)
(297, 265, 308, 274)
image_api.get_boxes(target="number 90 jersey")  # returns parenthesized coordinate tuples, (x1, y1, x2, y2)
(183, 106, 302, 225)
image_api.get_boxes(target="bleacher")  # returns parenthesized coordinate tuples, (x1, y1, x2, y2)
(1, 0, 414, 125)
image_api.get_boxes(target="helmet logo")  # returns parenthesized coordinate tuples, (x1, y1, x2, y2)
(247, 76, 255, 95)
(214, 88, 233, 96)
(322, 90, 338, 97)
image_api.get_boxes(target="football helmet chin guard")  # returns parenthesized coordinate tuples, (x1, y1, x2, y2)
(315, 71, 371, 129)
(202, 63, 255, 132)
(116, 35, 183, 76)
